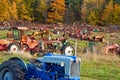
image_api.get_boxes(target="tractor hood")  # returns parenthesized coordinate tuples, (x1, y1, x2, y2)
(36, 53, 77, 64)
(36, 53, 80, 77)
(0, 39, 12, 46)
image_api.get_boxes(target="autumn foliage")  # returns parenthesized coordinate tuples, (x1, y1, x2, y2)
(46, 0, 66, 23)
(0, 0, 120, 25)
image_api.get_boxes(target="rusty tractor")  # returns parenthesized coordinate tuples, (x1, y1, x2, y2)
(0, 27, 39, 53)
(104, 43, 120, 55)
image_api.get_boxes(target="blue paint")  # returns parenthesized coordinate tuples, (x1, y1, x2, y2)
(24, 52, 80, 80)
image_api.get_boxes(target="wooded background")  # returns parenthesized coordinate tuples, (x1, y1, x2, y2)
(0, 0, 120, 26)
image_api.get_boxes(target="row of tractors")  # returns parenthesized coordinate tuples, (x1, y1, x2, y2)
(0, 26, 75, 56)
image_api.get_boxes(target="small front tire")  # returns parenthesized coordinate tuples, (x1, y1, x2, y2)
(61, 44, 75, 56)
(8, 43, 20, 53)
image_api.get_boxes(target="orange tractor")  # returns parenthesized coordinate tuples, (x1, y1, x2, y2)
(0, 27, 75, 56)
(0, 27, 39, 53)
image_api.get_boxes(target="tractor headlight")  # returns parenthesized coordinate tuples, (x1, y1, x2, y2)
(76, 58, 81, 63)
(61, 62, 64, 67)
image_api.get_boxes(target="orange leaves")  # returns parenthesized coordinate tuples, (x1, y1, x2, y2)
(10, 2, 18, 20)
(47, 11, 62, 23)
(47, 0, 66, 23)
(0, 0, 10, 22)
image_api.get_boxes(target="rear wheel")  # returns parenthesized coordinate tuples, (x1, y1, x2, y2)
(61, 44, 75, 56)
(8, 43, 20, 53)
(0, 60, 25, 80)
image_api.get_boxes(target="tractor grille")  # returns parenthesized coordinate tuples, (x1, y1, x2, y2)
(70, 61, 80, 76)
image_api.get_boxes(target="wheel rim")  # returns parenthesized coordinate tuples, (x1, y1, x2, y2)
(65, 46, 74, 56)
(10, 45, 19, 52)
(3, 71, 13, 80)
(22, 45, 29, 51)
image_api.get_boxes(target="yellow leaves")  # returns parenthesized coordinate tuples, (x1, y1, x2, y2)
(47, 11, 62, 23)
(47, 0, 66, 23)
(87, 10, 99, 25)
(101, 0, 120, 25)
(81, 0, 105, 22)
(101, 0, 113, 22)
(0, 0, 10, 21)
(18, 3, 31, 21)
(10, 2, 18, 20)
(50, 0, 66, 12)
(55, 0, 66, 8)
(39, 0, 47, 11)
(112, 4, 120, 24)
(22, 15, 32, 21)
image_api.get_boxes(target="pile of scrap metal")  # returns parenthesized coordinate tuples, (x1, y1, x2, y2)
(62, 26, 82, 39)
(80, 34, 104, 42)
(92, 35, 105, 42)
(104, 43, 120, 55)
(63, 25, 105, 43)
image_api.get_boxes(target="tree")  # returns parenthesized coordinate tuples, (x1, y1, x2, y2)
(64, 0, 83, 24)
(47, 0, 66, 23)
(81, 0, 105, 25)
(0, 0, 10, 22)
(87, 10, 99, 25)
(71, 0, 83, 21)
(18, 2, 32, 21)
(32, 0, 47, 22)
(24, 0, 34, 21)
(112, 4, 120, 25)
(101, 0, 113, 25)
(9, 1, 18, 20)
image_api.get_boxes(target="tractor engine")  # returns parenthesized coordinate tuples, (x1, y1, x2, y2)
(25, 62, 65, 80)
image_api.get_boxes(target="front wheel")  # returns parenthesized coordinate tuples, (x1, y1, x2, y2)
(61, 44, 75, 56)
(8, 43, 20, 53)
(0, 60, 25, 80)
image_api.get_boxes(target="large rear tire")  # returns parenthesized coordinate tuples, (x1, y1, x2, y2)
(61, 44, 75, 56)
(8, 43, 20, 53)
(0, 60, 25, 80)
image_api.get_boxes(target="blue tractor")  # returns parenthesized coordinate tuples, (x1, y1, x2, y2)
(0, 53, 81, 80)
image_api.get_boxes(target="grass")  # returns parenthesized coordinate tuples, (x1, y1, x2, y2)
(0, 51, 33, 63)
(0, 30, 8, 39)
(79, 53, 120, 80)
(74, 31, 120, 80)
(0, 52, 120, 80)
